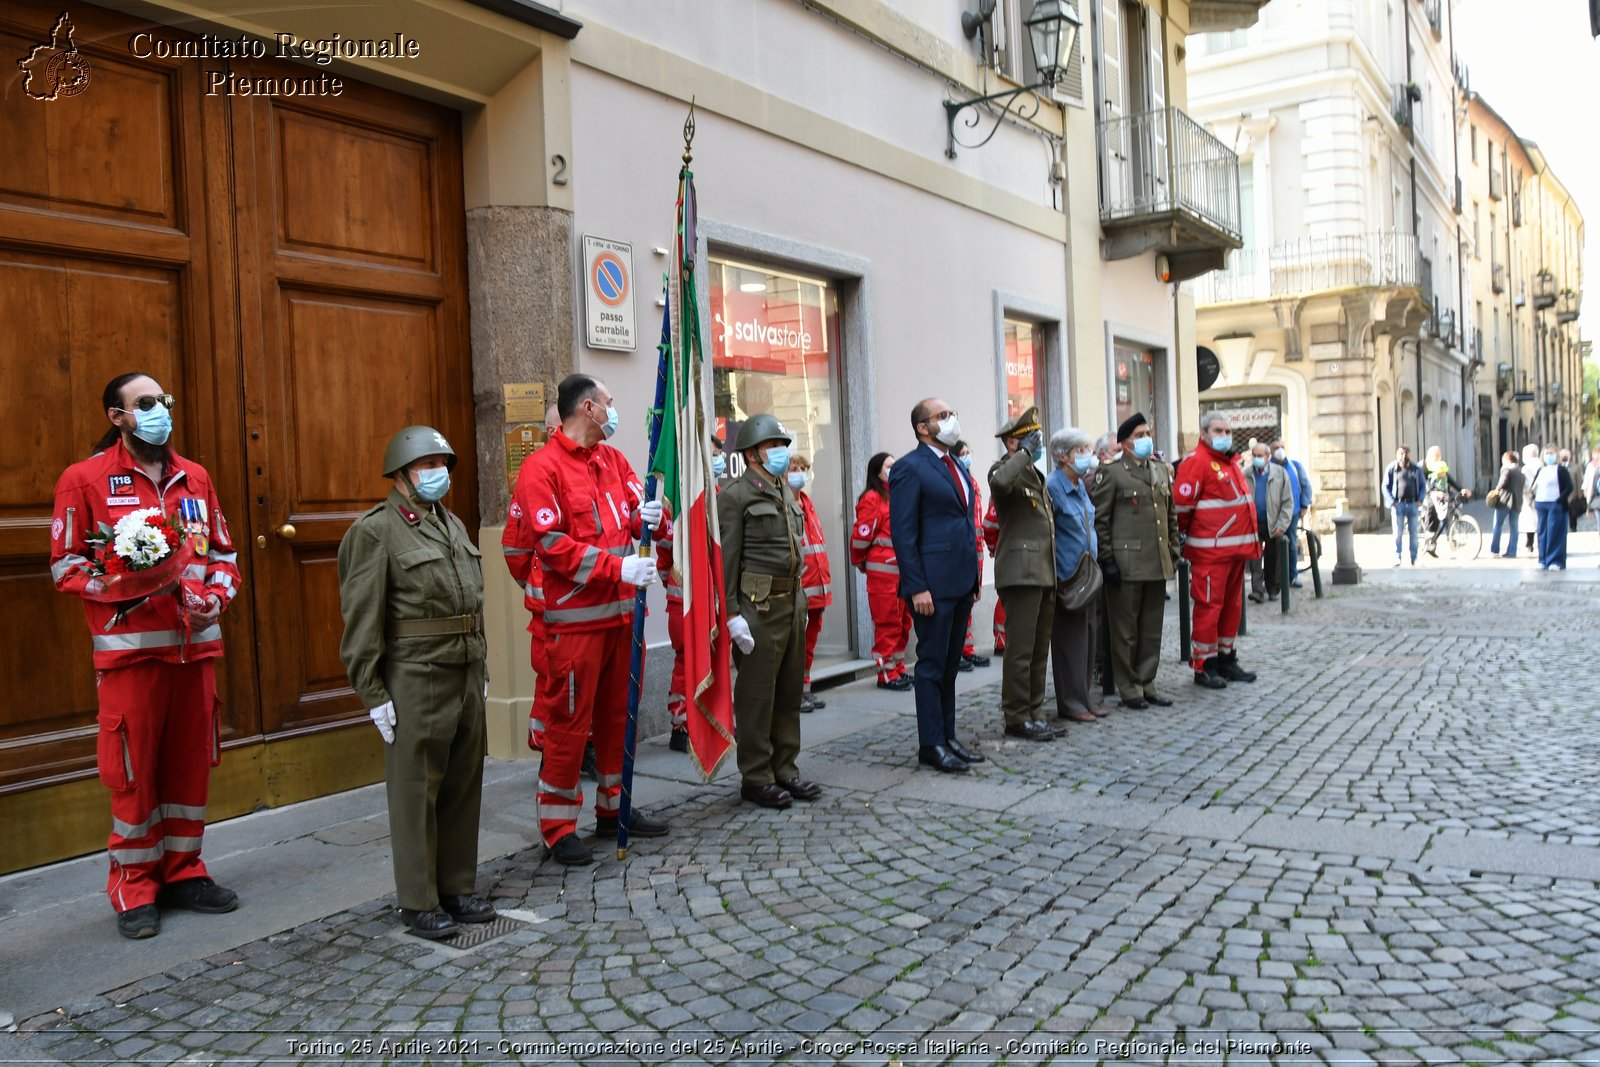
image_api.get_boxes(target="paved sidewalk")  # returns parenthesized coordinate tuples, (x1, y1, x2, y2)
(3, 536, 1599, 1065)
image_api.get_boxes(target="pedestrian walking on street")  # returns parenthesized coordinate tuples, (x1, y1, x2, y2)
(720, 415, 823, 810)
(1487, 451, 1526, 558)
(51, 373, 243, 941)
(852, 452, 912, 690)
(954, 441, 992, 671)
(788, 452, 832, 713)
(989, 407, 1058, 742)
(338, 426, 495, 940)
(1519, 443, 1541, 554)
(1090, 412, 1180, 709)
(1176, 412, 1260, 690)
(1531, 445, 1573, 570)
(1046, 428, 1106, 727)
(1244, 442, 1293, 603)
(889, 398, 984, 774)
(1383, 445, 1425, 566)
(505, 375, 670, 867)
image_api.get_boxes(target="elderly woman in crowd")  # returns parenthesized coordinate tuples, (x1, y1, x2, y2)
(1530, 443, 1573, 570)
(1046, 427, 1107, 726)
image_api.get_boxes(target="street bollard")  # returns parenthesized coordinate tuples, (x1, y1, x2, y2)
(1280, 535, 1292, 614)
(1098, 590, 1114, 696)
(1332, 510, 1362, 585)
(1177, 558, 1191, 663)
(1308, 530, 1324, 598)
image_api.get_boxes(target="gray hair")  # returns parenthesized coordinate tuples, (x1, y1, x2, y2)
(1093, 432, 1117, 456)
(1050, 427, 1093, 460)
(1198, 411, 1230, 434)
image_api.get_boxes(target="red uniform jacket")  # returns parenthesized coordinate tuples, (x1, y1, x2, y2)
(1175, 443, 1262, 562)
(505, 429, 650, 633)
(51, 442, 241, 668)
(982, 497, 1001, 557)
(798, 491, 832, 608)
(850, 491, 897, 578)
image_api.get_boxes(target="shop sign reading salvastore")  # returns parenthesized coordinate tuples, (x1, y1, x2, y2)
(583, 236, 636, 351)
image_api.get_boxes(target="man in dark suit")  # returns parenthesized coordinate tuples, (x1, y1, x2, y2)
(889, 398, 984, 774)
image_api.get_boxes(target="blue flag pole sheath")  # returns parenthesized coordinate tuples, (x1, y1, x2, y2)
(618, 284, 673, 860)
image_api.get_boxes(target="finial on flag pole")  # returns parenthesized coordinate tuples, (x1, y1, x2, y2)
(683, 97, 697, 165)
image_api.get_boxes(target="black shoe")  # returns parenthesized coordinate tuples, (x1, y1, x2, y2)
(877, 676, 913, 691)
(439, 895, 497, 924)
(1144, 692, 1173, 707)
(946, 738, 985, 764)
(956, 656, 975, 673)
(1215, 654, 1257, 683)
(580, 742, 598, 780)
(799, 693, 818, 712)
(1121, 696, 1149, 709)
(595, 812, 669, 838)
(1194, 663, 1228, 689)
(159, 878, 239, 914)
(116, 904, 160, 940)
(668, 726, 688, 752)
(399, 907, 460, 940)
(968, 654, 991, 668)
(741, 783, 793, 808)
(809, 695, 826, 709)
(917, 746, 970, 773)
(1003, 721, 1055, 742)
(546, 833, 594, 866)
(1044, 719, 1070, 738)
(1247, 591, 1266, 604)
(775, 778, 823, 801)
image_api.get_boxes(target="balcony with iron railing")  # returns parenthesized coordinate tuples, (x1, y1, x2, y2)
(1557, 288, 1581, 324)
(1392, 82, 1417, 135)
(1425, 0, 1443, 39)
(1192, 230, 1422, 305)
(1533, 269, 1557, 310)
(1098, 106, 1242, 281)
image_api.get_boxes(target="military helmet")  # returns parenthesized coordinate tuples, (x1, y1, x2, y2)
(383, 425, 457, 476)
(995, 405, 1041, 439)
(733, 412, 793, 452)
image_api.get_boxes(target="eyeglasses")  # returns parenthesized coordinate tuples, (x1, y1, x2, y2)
(924, 409, 957, 423)
(117, 394, 175, 413)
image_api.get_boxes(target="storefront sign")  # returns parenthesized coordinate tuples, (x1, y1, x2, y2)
(583, 235, 635, 351)
(1211, 395, 1282, 444)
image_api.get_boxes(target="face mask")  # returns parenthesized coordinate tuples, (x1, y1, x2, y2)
(934, 415, 962, 447)
(1072, 453, 1095, 475)
(1252, 456, 1267, 470)
(1544, 454, 1558, 466)
(1273, 448, 1287, 462)
(1029, 439, 1045, 462)
(412, 467, 450, 502)
(130, 405, 172, 446)
(712, 455, 727, 478)
(787, 472, 808, 491)
(956, 454, 972, 471)
(1211, 434, 1233, 453)
(1106, 450, 1122, 464)
(763, 445, 791, 477)
(1131, 437, 1154, 460)
(590, 401, 618, 439)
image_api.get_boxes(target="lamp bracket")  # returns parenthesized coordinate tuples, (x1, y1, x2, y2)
(944, 81, 1054, 158)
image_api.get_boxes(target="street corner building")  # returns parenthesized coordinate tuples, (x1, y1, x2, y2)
(1, 0, 1270, 871)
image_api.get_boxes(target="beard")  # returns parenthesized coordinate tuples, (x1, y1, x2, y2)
(123, 432, 170, 466)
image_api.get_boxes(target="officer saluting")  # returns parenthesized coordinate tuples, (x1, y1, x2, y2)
(719, 414, 823, 810)
(337, 426, 495, 940)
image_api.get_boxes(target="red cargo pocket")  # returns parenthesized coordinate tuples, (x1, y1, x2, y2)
(97, 713, 134, 791)
(210, 695, 224, 767)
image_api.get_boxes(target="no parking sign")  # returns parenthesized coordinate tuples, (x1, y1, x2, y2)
(583, 235, 636, 351)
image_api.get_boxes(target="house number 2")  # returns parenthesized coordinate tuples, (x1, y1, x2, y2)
(550, 154, 568, 186)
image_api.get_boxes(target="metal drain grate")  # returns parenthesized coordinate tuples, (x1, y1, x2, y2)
(440, 913, 526, 950)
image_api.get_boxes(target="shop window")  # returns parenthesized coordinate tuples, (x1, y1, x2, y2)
(1113, 343, 1160, 435)
(1003, 319, 1047, 423)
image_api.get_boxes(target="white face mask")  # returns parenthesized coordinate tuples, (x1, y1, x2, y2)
(934, 415, 962, 447)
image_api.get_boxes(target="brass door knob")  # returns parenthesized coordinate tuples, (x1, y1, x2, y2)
(255, 535, 266, 548)
(276, 523, 297, 541)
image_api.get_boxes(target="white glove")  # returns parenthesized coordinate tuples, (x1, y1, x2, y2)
(728, 615, 755, 654)
(639, 499, 665, 532)
(369, 701, 396, 744)
(483, 680, 490, 699)
(620, 555, 658, 587)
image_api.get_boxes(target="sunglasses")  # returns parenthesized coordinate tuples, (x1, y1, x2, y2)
(117, 394, 175, 413)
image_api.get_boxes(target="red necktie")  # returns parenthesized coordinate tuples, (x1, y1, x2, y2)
(943, 454, 967, 503)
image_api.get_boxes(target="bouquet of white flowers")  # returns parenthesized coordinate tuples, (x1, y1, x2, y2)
(81, 507, 196, 603)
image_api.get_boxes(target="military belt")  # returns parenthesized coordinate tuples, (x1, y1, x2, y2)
(387, 614, 483, 638)
(744, 573, 797, 594)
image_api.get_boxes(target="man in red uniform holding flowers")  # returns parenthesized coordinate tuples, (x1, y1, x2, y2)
(50, 372, 242, 939)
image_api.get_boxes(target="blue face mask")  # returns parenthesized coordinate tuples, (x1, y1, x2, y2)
(130, 405, 172, 446)
(763, 445, 791, 477)
(1544, 454, 1558, 466)
(1211, 434, 1233, 453)
(787, 472, 807, 491)
(1252, 456, 1267, 470)
(1072, 453, 1095, 475)
(956, 454, 972, 471)
(1131, 437, 1154, 460)
(712, 455, 727, 478)
(412, 467, 451, 502)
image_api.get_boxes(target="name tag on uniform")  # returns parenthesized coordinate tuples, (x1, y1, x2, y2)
(107, 496, 140, 506)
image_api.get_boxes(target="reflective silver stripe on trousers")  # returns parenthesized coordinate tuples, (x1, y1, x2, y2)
(544, 599, 635, 625)
(1183, 534, 1259, 548)
(537, 801, 581, 819)
(803, 584, 831, 599)
(111, 802, 208, 840)
(160, 803, 207, 821)
(595, 773, 622, 788)
(93, 624, 222, 652)
(52, 554, 90, 581)
(1194, 495, 1252, 510)
(110, 844, 166, 865)
(537, 779, 579, 800)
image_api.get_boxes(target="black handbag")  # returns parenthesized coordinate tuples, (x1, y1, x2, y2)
(1056, 552, 1103, 612)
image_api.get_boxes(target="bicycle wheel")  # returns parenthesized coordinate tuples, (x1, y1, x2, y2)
(1447, 514, 1481, 560)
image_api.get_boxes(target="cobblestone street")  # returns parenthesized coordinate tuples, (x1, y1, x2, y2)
(5, 534, 1599, 1066)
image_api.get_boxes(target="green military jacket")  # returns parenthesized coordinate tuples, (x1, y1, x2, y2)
(988, 449, 1055, 589)
(1089, 455, 1179, 581)
(337, 488, 487, 710)
(718, 466, 804, 619)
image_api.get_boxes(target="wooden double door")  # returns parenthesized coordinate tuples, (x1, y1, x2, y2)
(0, 1, 475, 870)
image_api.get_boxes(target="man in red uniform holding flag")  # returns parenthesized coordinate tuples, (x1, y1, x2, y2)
(505, 374, 671, 866)
(51, 372, 242, 939)
(1174, 412, 1260, 690)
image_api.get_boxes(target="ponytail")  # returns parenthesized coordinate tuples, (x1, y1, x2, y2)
(91, 372, 149, 455)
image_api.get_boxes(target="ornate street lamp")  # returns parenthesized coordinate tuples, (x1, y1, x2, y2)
(946, 0, 1081, 158)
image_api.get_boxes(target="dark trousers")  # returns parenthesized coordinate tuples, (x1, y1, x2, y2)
(996, 584, 1053, 726)
(1107, 579, 1165, 701)
(910, 595, 972, 748)
(1051, 598, 1099, 717)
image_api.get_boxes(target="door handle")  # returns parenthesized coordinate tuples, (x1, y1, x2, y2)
(276, 523, 297, 541)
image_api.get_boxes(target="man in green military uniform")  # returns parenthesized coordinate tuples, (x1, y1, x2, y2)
(988, 406, 1058, 742)
(1089, 412, 1180, 709)
(719, 414, 823, 810)
(338, 426, 495, 940)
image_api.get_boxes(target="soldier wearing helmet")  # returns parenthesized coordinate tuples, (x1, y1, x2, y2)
(336, 425, 495, 940)
(718, 413, 823, 810)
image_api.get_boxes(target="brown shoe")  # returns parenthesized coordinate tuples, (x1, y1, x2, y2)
(1088, 706, 1110, 718)
(740, 783, 793, 809)
(1058, 709, 1097, 723)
